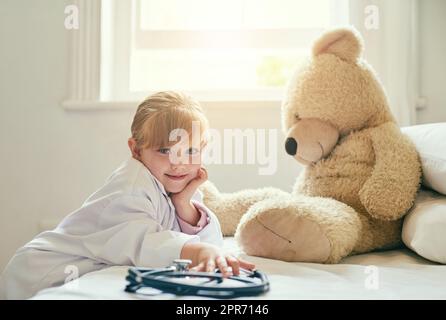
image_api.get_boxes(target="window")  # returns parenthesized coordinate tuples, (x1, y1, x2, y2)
(80, 0, 349, 104)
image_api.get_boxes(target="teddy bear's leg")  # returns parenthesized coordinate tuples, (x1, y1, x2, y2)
(235, 194, 362, 263)
(352, 214, 403, 254)
(200, 181, 289, 236)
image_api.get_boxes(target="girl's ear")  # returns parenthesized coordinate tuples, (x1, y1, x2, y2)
(128, 138, 141, 159)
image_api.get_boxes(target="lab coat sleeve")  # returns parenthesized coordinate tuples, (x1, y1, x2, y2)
(80, 195, 200, 268)
(190, 190, 224, 247)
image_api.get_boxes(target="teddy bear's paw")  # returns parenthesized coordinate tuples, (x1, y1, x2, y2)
(199, 180, 221, 201)
(235, 197, 332, 263)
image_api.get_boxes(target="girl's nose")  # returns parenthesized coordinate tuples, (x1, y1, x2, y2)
(169, 150, 189, 166)
(170, 159, 188, 168)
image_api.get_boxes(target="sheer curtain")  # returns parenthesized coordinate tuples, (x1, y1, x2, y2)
(349, 0, 419, 126)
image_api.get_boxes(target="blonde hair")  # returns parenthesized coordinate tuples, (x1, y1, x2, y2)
(131, 91, 209, 149)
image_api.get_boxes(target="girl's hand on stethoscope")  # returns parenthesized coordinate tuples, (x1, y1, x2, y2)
(190, 243, 256, 278)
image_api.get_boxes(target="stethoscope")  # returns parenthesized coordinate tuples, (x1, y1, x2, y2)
(125, 259, 270, 299)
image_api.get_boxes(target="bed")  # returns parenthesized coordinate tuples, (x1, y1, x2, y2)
(31, 237, 446, 300)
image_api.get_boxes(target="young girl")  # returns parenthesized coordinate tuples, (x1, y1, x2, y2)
(0, 91, 254, 299)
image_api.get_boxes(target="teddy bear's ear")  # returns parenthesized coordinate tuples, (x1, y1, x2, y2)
(312, 27, 363, 62)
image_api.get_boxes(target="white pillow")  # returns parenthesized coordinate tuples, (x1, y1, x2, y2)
(402, 188, 446, 264)
(401, 123, 446, 195)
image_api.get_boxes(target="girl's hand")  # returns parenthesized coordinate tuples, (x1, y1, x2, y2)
(170, 167, 208, 204)
(182, 243, 256, 277)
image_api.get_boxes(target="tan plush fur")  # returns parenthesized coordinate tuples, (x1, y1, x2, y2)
(201, 181, 290, 236)
(201, 27, 421, 263)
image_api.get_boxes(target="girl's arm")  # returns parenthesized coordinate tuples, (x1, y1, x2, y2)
(173, 201, 201, 225)
(171, 168, 225, 247)
(170, 168, 208, 225)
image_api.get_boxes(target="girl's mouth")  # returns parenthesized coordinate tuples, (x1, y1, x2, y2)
(165, 173, 188, 181)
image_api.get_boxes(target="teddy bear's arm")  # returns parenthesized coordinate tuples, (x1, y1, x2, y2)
(359, 122, 421, 221)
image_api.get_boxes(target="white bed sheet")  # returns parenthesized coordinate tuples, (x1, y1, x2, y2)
(31, 238, 446, 300)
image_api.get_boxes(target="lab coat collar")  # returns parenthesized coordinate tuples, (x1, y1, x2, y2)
(151, 172, 170, 197)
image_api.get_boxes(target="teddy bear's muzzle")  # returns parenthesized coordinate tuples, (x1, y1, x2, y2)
(285, 118, 339, 165)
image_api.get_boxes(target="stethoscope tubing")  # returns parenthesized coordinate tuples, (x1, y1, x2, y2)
(125, 267, 270, 298)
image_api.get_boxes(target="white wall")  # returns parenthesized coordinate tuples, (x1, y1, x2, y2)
(1, 0, 445, 273)
(417, 0, 446, 124)
(0, 0, 130, 272)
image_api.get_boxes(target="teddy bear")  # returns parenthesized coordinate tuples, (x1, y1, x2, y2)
(200, 27, 421, 263)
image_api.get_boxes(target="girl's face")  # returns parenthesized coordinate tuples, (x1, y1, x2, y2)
(130, 139, 203, 194)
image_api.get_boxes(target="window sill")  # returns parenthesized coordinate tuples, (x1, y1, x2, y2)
(62, 100, 137, 111)
(61, 99, 282, 111)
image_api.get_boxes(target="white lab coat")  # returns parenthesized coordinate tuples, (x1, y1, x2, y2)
(0, 157, 223, 300)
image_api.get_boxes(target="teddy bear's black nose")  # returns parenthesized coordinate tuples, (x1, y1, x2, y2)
(285, 137, 298, 156)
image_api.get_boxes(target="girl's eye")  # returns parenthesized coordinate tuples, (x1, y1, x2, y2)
(187, 147, 199, 155)
(158, 148, 170, 155)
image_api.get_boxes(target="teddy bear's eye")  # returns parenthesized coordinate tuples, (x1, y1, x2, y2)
(294, 114, 300, 120)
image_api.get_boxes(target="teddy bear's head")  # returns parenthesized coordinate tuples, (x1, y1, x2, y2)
(282, 27, 396, 165)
